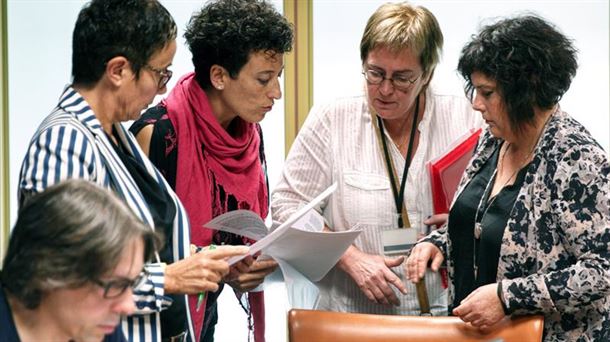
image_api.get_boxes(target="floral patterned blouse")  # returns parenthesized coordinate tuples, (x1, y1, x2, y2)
(424, 107, 610, 341)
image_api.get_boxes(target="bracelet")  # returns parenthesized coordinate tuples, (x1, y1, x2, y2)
(497, 281, 510, 315)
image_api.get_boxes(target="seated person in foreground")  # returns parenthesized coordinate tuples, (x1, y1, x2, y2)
(1, 180, 160, 341)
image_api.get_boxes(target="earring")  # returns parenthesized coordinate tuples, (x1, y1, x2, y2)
(216, 84, 224, 90)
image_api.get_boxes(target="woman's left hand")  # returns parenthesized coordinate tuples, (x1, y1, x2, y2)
(224, 255, 255, 281)
(452, 283, 506, 331)
(226, 257, 278, 293)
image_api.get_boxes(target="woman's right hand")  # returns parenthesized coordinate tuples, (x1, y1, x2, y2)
(405, 242, 444, 283)
(338, 246, 407, 306)
(164, 245, 249, 294)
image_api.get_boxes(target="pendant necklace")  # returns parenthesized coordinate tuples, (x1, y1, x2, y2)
(473, 142, 515, 239)
(472, 111, 554, 278)
(472, 143, 515, 278)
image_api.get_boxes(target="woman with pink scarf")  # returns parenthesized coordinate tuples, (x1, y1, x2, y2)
(130, 1, 293, 341)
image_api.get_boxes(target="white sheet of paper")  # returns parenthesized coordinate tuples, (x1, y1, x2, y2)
(265, 225, 362, 281)
(289, 207, 325, 232)
(227, 182, 338, 265)
(204, 210, 268, 241)
(276, 258, 320, 309)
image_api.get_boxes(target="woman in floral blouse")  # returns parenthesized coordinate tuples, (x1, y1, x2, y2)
(406, 14, 609, 341)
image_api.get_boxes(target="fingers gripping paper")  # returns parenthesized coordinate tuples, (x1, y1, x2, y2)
(203, 183, 362, 306)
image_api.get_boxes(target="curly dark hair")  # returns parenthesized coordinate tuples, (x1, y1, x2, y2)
(72, 0, 177, 87)
(457, 14, 578, 132)
(184, 0, 294, 90)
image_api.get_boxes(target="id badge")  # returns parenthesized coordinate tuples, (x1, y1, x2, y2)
(382, 228, 418, 255)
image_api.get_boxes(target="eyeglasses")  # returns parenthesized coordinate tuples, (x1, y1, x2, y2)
(144, 64, 173, 90)
(93, 271, 148, 299)
(362, 68, 420, 91)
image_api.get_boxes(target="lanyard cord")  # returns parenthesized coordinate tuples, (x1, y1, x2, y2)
(377, 94, 420, 228)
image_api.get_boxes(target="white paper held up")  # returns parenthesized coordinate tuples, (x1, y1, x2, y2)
(265, 219, 362, 281)
(204, 210, 268, 241)
(229, 183, 337, 265)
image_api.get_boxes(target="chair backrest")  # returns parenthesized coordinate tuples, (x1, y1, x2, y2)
(287, 309, 544, 342)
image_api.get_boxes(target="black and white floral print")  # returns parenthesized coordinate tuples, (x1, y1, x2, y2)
(424, 107, 610, 341)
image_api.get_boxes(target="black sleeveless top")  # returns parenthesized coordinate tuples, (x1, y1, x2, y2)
(448, 144, 528, 311)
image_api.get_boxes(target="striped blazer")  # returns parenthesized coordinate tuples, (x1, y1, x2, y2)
(18, 86, 196, 342)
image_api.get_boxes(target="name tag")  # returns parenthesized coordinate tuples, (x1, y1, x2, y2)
(382, 228, 418, 255)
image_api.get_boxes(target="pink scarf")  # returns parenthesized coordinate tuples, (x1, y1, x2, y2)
(164, 72, 268, 342)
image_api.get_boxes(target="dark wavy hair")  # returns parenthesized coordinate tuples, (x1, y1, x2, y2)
(458, 14, 578, 132)
(1, 180, 161, 309)
(72, 0, 177, 87)
(184, 0, 294, 90)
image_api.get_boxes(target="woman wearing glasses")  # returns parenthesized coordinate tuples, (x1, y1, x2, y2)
(271, 2, 482, 316)
(130, 0, 293, 341)
(407, 15, 609, 340)
(1, 180, 159, 342)
(17, 1, 247, 341)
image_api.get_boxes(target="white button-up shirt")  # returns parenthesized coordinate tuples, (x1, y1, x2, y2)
(272, 86, 484, 315)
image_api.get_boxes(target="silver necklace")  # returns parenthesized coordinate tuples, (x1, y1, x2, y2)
(471, 111, 553, 278)
(472, 143, 530, 278)
(473, 111, 553, 240)
(473, 142, 517, 239)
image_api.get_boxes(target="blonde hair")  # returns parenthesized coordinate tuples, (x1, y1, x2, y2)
(360, 2, 443, 78)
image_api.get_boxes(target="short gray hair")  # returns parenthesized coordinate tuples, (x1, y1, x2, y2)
(360, 1, 443, 79)
(1, 179, 160, 309)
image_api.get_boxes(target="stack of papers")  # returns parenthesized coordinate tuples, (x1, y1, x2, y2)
(203, 183, 362, 282)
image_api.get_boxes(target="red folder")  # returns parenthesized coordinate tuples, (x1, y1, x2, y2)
(427, 128, 482, 214)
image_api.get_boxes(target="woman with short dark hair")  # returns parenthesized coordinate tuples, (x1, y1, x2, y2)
(131, 1, 294, 340)
(406, 15, 609, 340)
(17, 1, 247, 341)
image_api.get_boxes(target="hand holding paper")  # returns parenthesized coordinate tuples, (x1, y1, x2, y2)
(202, 183, 363, 309)
(204, 183, 339, 266)
(226, 257, 278, 293)
(202, 182, 362, 283)
(164, 245, 248, 295)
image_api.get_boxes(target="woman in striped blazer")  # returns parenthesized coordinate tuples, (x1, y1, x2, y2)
(16, 1, 247, 341)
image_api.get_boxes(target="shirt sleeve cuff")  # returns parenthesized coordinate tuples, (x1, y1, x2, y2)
(497, 281, 510, 315)
(144, 262, 173, 311)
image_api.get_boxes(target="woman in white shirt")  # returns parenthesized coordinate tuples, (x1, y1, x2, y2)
(271, 2, 482, 315)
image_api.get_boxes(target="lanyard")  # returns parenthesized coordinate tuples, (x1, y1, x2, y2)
(376, 94, 420, 228)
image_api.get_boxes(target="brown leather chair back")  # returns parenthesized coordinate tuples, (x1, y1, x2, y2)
(288, 309, 544, 342)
